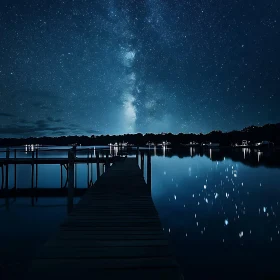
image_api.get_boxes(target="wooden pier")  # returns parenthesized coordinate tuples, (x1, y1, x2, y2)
(28, 155, 183, 279)
(0, 148, 119, 193)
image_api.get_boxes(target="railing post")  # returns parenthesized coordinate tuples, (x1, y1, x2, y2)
(105, 152, 109, 171)
(147, 151, 152, 195)
(5, 148, 9, 190)
(96, 151, 100, 179)
(31, 151, 34, 188)
(14, 149, 17, 189)
(75, 161, 77, 188)
(87, 161, 90, 188)
(136, 146, 139, 164)
(35, 149, 38, 188)
(60, 164, 63, 188)
(141, 152, 144, 176)
(68, 149, 75, 213)
(1, 165, 4, 190)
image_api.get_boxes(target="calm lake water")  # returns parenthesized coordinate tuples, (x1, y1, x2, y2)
(0, 146, 280, 279)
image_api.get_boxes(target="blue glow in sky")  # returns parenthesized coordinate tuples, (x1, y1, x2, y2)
(0, 0, 279, 137)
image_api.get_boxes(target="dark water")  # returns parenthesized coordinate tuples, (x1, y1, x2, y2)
(0, 146, 280, 279)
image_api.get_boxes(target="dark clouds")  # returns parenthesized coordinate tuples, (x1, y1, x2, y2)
(0, 118, 99, 137)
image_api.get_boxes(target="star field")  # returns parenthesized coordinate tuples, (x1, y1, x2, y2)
(0, 0, 279, 137)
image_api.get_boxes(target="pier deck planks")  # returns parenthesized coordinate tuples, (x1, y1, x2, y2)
(28, 158, 182, 280)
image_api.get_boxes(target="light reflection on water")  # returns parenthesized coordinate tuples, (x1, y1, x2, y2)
(0, 147, 280, 279)
(151, 153, 280, 278)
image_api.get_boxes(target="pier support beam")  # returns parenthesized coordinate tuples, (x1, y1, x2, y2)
(147, 151, 151, 195)
(14, 149, 17, 189)
(1, 164, 4, 190)
(141, 152, 144, 176)
(36, 149, 38, 188)
(75, 163, 77, 188)
(67, 149, 75, 213)
(5, 148, 9, 190)
(105, 152, 109, 171)
(96, 151, 100, 179)
(136, 146, 139, 164)
(5, 148, 10, 210)
(60, 164, 63, 188)
(31, 151, 34, 189)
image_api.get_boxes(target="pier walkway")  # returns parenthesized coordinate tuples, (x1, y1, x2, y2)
(28, 157, 182, 280)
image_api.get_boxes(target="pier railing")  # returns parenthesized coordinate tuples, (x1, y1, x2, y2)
(0, 147, 152, 202)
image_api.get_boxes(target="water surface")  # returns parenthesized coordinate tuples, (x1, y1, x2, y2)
(0, 146, 279, 279)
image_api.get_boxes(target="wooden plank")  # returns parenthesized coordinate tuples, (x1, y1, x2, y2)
(66, 215, 159, 218)
(32, 257, 179, 268)
(54, 235, 167, 241)
(60, 220, 161, 224)
(45, 240, 170, 248)
(37, 246, 172, 258)
(68, 214, 159, 218)
(29, 267, 182, 280)
(58, 230, 164, 235)
(71, 207, 158, 211)
(59, 227, 164, 231)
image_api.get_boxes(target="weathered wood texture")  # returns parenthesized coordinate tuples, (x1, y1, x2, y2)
(28, 158, 182, 280)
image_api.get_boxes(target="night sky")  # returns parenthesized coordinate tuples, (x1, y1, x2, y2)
(0, 0, 279, 137)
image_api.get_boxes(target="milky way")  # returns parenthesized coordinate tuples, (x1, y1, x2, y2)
(0, 0, 279, 137)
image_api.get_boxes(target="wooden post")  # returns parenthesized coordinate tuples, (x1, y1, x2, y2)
(136, 146, 139, 164)
(75, 163, 77, 188)
(141, 152, 144, 176)
(87, 161, 90, 188)
(147, 151, 152, 195)
(14, 149, 17, 189)
(35, 149, 38, 188)
(67, 149, 75, 213)
(5, 148, 9, 190)
(1, 165, 4, 190)
(60, 164, 63, 188)
(31, 151, 34, 188)
(96, 151, 100, 179)
(105, 152, 109, 171)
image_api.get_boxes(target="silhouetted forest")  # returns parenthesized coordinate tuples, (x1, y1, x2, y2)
(0, 123, 280, 147)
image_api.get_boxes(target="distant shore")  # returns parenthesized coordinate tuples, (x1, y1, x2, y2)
(0, 123, 279, 148)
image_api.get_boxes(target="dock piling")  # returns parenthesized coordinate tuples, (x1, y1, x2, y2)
(1, 164, 4, 190)
(31, 151, 34, 188)
(136, 146, 139, 164)
(14, 149, 17, 189)
(60, 164, 63, 188)
(5, 148, 9, 190)
(35, 149, 38, 188)
(141, 152, 144, 175)
(96, 151, 100, 179)
(147, 151, 151, 194)
(105, 152, 109, 170)
(67, 149, 75, 213)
